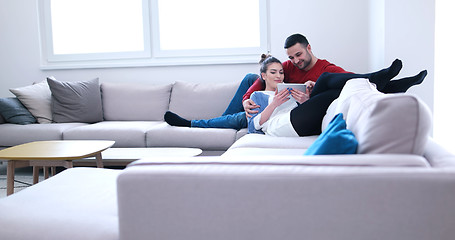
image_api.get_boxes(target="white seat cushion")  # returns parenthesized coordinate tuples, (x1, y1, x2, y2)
(0, 123, 87, 147)
(146, 123, 238, 150)
(229, 133, 319, 150)
(63, 121, 162, 147)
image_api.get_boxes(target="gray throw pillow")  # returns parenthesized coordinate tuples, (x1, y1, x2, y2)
(0, 97, 37, 124)
(47, 77, 103, 123)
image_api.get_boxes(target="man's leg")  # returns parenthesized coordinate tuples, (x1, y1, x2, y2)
(381, 70, 427, 93)
(310, 59, 403, 97)
(290, 89, 342, 136)
(222, 73, 259, 116)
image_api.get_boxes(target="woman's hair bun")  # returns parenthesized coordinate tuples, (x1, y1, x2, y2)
(259, 53, 272, 64)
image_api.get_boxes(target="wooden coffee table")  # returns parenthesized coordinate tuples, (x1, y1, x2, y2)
(0, 140, 115, 196)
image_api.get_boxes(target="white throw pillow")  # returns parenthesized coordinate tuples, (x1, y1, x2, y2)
(168, 81, 240, 120)
(322, 79, 432, 155)
(10, 81, 53, 123)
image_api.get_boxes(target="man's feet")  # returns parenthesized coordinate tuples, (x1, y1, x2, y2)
(370, 59, 403, 90)
(382, 70, 427, 93)
(164, 111, 191, 127)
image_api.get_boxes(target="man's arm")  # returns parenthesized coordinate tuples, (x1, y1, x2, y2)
(242, 78, 265, 118)
(242, 78, 264, 101)
(247, 92, 269, 134)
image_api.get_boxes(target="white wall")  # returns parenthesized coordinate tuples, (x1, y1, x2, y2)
(0, 0, 435, 112)
(384, 0, 435, 111)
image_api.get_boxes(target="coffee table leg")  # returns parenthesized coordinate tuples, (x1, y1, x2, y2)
(95, 152, 104, 168)
(43, 167, 49, 179)
(6, 160, 15, 196)
(33, 166, 40, 184)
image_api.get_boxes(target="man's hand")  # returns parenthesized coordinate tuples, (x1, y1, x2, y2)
(290, 88, 309, 104)
(243, 99, 260, 118)
(305, 80, 315, 94)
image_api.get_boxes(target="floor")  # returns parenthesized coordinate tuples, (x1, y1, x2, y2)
(0, 162, 46, 198)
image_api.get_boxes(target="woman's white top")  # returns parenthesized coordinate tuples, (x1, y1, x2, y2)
(248, 91, 299, 137)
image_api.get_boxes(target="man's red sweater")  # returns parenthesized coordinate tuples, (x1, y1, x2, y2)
(243, 59, 350, 101)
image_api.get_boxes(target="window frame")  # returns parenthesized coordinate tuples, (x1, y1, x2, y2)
(37, 0, 270, 69)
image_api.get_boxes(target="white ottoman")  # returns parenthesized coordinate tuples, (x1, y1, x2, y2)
(0, 167, 121, 240)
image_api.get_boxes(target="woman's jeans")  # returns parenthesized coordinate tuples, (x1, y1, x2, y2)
(191, 73, 258, 130)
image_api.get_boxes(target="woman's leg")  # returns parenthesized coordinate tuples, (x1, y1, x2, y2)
(290, 89, 342, 136)
(310, 59, 403, 97)
(164, 111, 248, 129)
(164, 73, 257, 130)
(191, 112, 247, 130)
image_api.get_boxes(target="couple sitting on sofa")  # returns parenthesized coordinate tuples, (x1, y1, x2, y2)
(165, 34, 427, 136)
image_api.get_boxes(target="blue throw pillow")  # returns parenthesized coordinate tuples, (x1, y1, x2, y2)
(304, 113, 358, 155)
(0, 97, 37, 124)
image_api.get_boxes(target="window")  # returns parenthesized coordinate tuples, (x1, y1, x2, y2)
(38, 0, 269, 69)
(434, 0, 455, 152)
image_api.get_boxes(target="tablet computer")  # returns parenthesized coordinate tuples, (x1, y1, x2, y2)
(276, 83, 306, 93)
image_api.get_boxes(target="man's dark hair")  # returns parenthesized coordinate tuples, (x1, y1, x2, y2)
(284, 34, 309, 49)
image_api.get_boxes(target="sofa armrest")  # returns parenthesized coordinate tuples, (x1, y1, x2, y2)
(117, 162, 455, 240)
(424, 137, 455, 168)
(128, 154, 430, 168)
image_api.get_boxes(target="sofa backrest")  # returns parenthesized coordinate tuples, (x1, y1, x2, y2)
(101, 82, 173, 121)
(322, 79, 432, 155)
(168, 81, 240, 120)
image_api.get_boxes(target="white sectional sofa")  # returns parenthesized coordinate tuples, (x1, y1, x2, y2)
(1, 79, 455, 240)
(0, 79, 246, 156)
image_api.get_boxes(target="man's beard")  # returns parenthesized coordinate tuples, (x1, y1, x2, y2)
(295, 51, 312, 70)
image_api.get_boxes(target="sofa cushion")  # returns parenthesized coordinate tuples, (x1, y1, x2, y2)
(63, 121, 162, 147)
(304, 113, 358, 155)
(146, 123, 238, 151)
(168, 81, 240, 120)
(101, 82, 172, 121)
(229, 133, 318, 150)
(0, 123, 87, 147)
(322, 79, 432, 155)
(9, 81, 53, 123)
(0, 98, 37, 125)
(47, 77, 103, 123)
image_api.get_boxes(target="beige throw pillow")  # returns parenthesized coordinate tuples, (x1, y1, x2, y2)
(10, 81, 53, 123)
(168, 81, 240, 120)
